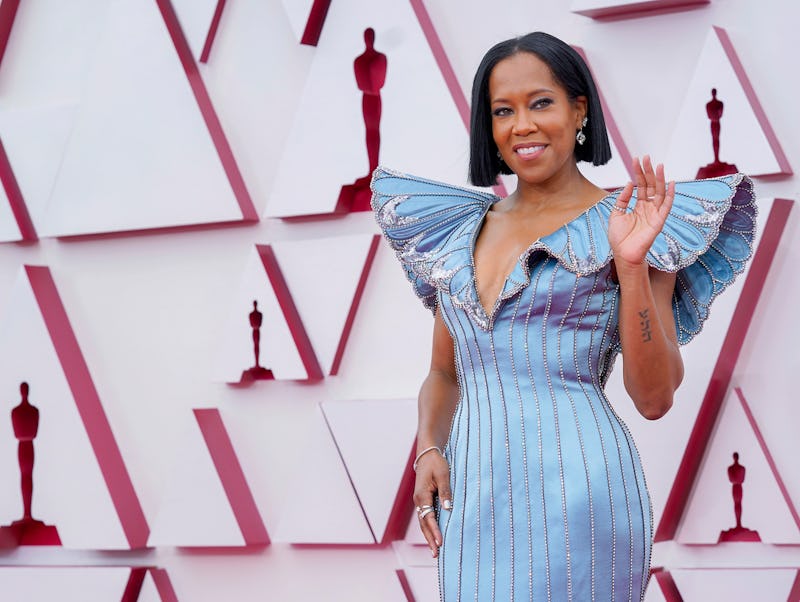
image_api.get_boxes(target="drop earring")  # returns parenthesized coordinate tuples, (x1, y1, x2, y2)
(576, 117, 588, 146)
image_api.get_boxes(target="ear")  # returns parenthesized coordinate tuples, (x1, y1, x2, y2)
(573, 95, 588, 127)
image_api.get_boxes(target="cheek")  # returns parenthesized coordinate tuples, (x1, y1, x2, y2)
(492, 116, 515, 135)
(491, 120, 505, 147)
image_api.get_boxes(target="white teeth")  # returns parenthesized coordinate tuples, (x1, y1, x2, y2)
(516, 145, 544, 155)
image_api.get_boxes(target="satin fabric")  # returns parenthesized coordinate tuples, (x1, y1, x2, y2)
(372, 168, 756, 601)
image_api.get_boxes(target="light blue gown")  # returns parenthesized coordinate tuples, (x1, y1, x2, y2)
(371, 167, 756, 601)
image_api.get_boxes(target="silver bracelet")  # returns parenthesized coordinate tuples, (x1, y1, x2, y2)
(413, 445, 444, 472)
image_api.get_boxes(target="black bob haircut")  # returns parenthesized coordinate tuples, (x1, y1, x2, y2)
(468, 32, 612, 187)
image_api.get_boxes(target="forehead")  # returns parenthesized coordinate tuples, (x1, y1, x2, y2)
(488, 52, 563, 98)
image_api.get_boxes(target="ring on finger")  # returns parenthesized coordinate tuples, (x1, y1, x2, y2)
(418, 507, 435, 520)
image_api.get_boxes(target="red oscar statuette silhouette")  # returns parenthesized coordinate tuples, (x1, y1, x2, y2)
(240, 300, 273, 382)
(0, 382, 61, 546)
(696, 88, 738, 178)
(718, 452, 761, 542)
(336, 27, 388, 213)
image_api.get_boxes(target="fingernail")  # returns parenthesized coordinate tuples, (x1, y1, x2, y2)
(443, 499, 453, 511)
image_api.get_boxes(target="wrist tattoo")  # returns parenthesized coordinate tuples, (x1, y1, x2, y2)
(638, 308, 652, 342)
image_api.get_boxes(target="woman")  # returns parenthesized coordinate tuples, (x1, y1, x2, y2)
(371, 32, 755, 601)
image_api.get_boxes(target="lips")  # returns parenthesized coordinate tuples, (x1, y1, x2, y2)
(513, 143, 546, 159)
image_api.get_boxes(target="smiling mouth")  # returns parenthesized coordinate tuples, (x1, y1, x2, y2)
(515, 145, 546, 156)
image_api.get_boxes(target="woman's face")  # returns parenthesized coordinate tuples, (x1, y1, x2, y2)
(489, 51, 586, 187)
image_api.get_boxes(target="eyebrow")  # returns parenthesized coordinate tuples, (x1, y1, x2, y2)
(491, 88, 556, 104)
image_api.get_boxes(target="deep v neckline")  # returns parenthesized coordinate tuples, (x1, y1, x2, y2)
(469, 193, 614, 324)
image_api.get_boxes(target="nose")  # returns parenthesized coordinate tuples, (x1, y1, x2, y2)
(511, 112, 537, 136)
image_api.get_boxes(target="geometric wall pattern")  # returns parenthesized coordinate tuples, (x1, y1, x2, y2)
(570, 0, 710, 19)
(214, 234, 379, 382)
(264, 0, 469, 218)
(1, 1, 798, 600)
(148, 409, 268, 548)
(273, 398, 416, 545)
(0, 266, 146, 549)
(665, 27, 791, 181)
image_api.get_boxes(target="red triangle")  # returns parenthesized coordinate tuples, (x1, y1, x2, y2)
(3, 266, 149, 548)
(0, 137, 36, 241)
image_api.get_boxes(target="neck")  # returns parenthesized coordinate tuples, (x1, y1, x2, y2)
(510, 161, 593, 212)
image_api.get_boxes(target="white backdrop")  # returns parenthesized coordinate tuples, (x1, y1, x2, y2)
(0, 0, 798, 600)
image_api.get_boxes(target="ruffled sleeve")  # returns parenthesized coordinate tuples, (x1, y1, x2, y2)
(625, 173, 757, 345)
(370, 166, 496, 314)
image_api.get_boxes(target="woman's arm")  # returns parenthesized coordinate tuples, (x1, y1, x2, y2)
(414, 305, 459, 557)
(616, 263, 683, 419)
(609, 155, 684, 419)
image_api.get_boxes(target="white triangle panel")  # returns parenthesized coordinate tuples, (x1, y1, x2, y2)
(0, 269, 128, 548)
(41, 0, 242, 236)
(677, 390, 800, 544)
(194, 0, 314, 217)
(321, 398, 416, 541)
(265, 0, 469, 218)
(148, 413, 244, 547)
(666, 28, 787, 180)
(274, 234, 375, 375)
(0, 0, 109, 105)
(213, 246, 308, 382)
(273, 405, 374, 543)
(170, 0, 220, 60)
(0, 567, 130, 602)
(280, 0, 317, 43)
(0, 104, 77, 234)
(671, 568, 796, 602)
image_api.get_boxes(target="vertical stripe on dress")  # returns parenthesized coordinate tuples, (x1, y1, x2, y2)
(524, 260, 552, 601)
(556, 272, 597, 600)
(596, 283, 636, 600)
(507, 292, 533, 599)
(465, 315, 497, 601)
(540, 263, 573, 600)
(489, 297, 520, 601)
(445, 299, 480, 601)
(575, 270, 617, 599)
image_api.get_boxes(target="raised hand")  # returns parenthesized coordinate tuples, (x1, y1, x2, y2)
(608, 156, 675, 269)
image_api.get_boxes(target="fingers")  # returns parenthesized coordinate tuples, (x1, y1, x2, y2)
(413, 453, 453, 558)
(631, 155, 671, 209)
(413, 489, 442, 557)
(654, 162, 666, 202)
(659, 180, 676, 220)
(438, 475, 453, 513)
(614, 181, 634, 214)
(632, 156, 646, 201)
(642, 155, 657, 201)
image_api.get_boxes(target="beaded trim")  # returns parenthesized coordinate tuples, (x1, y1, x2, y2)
(371, 167, 757, 343)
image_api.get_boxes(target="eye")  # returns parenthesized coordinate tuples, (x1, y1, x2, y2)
(492, 107, 512, 117)
(530, 97, 553, 110)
